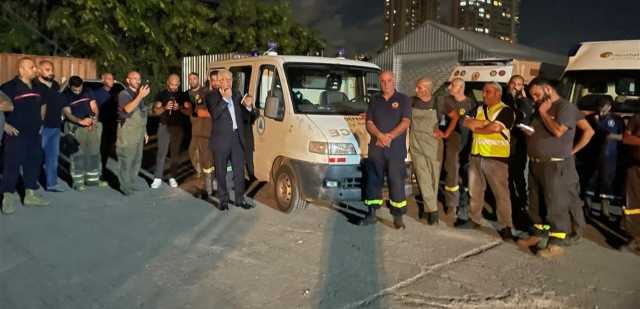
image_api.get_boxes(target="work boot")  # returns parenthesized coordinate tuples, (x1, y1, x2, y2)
(453, 218, 468, 227)
(498, 227, 513, 241)
(97, 180, 109, 188)
(73, 183, 87, 192)
(24, 189, 49, 207)
(361, 207, 377, 225)
(426, 211, 439, 225)
(516, 235, 541, 250)
(456, 220, 480, 229)
(393, 215, 406, 229)
(1, 192, 17, 215)
(537, 244, 565, 259)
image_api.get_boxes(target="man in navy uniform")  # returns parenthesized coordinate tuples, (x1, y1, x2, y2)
(0, 57, 49, 214)
(205, 69, 257, 211)
(363, 71, 411, 229)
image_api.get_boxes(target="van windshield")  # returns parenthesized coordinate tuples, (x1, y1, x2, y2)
(284, 63, 379, 115)
(560, 70, 640, 113)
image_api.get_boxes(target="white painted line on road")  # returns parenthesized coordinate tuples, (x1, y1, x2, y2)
(342, 240, 503, 309)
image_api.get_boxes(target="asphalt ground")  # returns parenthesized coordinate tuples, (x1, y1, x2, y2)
(1, 170, 639, 309)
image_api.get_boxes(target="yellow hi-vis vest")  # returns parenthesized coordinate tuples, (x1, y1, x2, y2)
(471, 102, 511, 158)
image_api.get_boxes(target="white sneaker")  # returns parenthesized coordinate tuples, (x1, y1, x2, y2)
(151, 178, 162, 189)
(169, 178, 178, 188)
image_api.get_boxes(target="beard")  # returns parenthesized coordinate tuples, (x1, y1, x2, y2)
(42, 74, 55, 82)
(535, 91, 551, 105)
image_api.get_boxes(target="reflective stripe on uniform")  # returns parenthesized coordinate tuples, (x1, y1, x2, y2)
(389, 200, 407, 208)
(444, 185, 459, 192)
(202, 167, 214, 173)
(624, 208, 640, 216)
(534, 224, 550, 231)
(549, 232, 567, 239)
(364, 199, 384, 206)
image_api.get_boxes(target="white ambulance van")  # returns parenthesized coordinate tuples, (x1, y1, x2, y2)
(558, 40, 640, 213)
(202, 54, 397, 212)
(435, 58, 565, 102)
(559, 40, 640, 115)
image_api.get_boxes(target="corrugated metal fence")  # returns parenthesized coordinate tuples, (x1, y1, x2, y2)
(180, 53, 250, 91)
(0, 53, 96, 85)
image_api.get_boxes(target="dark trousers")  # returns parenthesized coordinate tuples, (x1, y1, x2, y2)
(529, 157, 583, 237)
(245, 148, 254, 178)
(365, 146, 407, 216)
(509, 137, 532, 230)
(1, 133, 42, 193)
(443, 131, 470, 219)
(155, 124, 183, 179)
(212, 131, 245, 205)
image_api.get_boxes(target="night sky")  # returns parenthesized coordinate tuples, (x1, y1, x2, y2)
(289, 0, 640, 56)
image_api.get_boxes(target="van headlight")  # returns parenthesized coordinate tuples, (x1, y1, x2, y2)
(309, 142, 356, 155)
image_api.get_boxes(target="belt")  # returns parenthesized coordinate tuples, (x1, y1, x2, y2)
(530, 157, 566, 163)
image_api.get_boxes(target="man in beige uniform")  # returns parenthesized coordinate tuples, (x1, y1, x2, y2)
(184, 72, 215, 196)
(410, 77, 458, 225)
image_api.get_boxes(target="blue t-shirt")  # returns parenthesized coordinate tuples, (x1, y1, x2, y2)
(0, 77, 46, 136)
(366, 90, 411, 155)
(63, 87, 95, 119)
(93, 86, 111, 108)
(591, 113, 625, 157)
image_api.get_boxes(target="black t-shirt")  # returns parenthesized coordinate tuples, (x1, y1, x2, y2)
(366, 90, 411, 155)
(35, 79, 68, 129)
(63, 87, 95, 119)
(154, 90, 189, 126)
(0, 77, 46, 135)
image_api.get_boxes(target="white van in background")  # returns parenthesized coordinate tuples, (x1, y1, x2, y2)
(559, 40, 640, 215)
(559, 40, 640, 115)
(434, 58, 565, 101)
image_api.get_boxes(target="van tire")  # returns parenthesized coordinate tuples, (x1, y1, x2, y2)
(274, 164, 307, 213)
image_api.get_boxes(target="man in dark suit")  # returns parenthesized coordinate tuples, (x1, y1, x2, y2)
(205, 69, 257, 210)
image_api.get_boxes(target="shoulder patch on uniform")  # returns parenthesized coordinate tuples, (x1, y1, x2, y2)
(458, 108, 466, 116)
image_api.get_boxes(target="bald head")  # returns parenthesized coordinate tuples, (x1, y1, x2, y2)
(38, 60, 55, 82)
(18, 57, 37, 81)
(379, 70, 395, 96)
(166, 74, 180, 92)
(448, 77, 465, 97)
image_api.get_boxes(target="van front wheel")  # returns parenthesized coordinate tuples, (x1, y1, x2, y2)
(274, 164, 307, 213)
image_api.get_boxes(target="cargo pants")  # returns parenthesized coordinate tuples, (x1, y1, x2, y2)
(65, 122, 103, 188)
(116, 108, 147, 193)
(443, 131, 471, 220)
(410, 108, 443, 213)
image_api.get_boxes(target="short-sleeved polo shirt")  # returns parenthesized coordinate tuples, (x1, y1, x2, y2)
(63, 87, 95, 119)
(366, 90, 411, 155)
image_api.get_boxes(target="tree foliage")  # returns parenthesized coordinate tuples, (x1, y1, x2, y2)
(0, 0, 325, 88)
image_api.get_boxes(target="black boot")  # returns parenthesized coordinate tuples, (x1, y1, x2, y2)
(393, 215, 406, 229)
(362, 207, 377, 225)
(426, 211, 439, 225)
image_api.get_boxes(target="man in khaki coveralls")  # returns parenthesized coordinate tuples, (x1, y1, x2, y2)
(410, 77, 458, 225)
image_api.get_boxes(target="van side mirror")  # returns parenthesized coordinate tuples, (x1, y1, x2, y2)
(265, 96, 284, 121)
